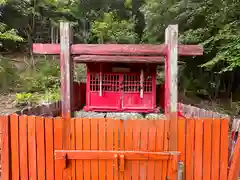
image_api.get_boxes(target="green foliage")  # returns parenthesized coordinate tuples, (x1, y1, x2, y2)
(140, 0, 240, 100)
(19, 58, 60, 92)
(0, 56, 20, 90)
(74, 64, 86, 82)
(0, 55, 61, 105)
(201, 23, 240, 72)
(141, 0, 240, 72)
(91, 11, 138, 43)
(15, 88, 61, 106)
(10, 56, 61, 106)
(15, 92, 33, 106)
(40, 88, 60, 103)
(0, 1, 23, 43)
(0, 28, 23, 42)
(124, 0, 132, 9)
(0, 0, 7, 5)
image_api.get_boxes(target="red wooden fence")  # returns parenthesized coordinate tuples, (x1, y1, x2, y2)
(0, 115, 235, 180)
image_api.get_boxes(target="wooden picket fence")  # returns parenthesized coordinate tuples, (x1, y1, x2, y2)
(0, 114, 239, 180)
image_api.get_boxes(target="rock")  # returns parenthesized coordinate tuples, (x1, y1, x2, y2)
(106, 112, 143, 120)
(75, 111, 106, 118)
(145, 113, 166, 119)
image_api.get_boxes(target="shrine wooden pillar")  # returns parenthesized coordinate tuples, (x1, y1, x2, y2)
(165, 25, 178, 151)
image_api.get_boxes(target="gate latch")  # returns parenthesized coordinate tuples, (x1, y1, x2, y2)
(114, 154, 125, 174)
(63, 153, 68, 169)
(119, 154, 125, 172)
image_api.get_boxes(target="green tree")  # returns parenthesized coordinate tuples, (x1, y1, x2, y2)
(141, 0, 240, 98)
(0, 0, 23, 44)
(91, 11, 138, 43)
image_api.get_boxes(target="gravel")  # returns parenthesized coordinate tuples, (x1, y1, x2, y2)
(75, 110, 166, 120)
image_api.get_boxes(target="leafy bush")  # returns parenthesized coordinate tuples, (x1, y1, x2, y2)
(15, 92, 34, 106)
(0, 56, 20, 91)
(39, 88, 60, 103)
(91, 11, 139, 43)
(15, 88, 60, 107)
(19, 57, 60, 92)
(74, 63, 86, 82)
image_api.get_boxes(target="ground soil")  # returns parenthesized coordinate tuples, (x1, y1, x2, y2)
(0, 93, 20, 179)
(0, 93, 20, 115)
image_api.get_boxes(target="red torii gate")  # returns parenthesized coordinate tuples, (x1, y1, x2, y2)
(32, 22, 203, 155)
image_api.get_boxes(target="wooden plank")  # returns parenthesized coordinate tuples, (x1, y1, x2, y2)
(211, 119, 221, 180)
(124, 120, 133, 180)
(75, 118, 83, 180)
(74, 55, 165, 63)
(162, 120, 169, 180)
(147, 120, 157, 180)
(120, 120, 124, 150)
(203, 118, 212, 180)
(185, 118, 195, 180)
(139, 121, 148, 180)
(55, 150, 173, 160)
(220, 119, 229, 180)
(83, 118, 91, 180)
(119, 120, 124, 180)
(33, 43, 203, 56)
(228, 134, 240, 180)
(1, 116, 10, 180)
(167, 155, 178, 180)
(36, 116, 46, 180)
(113, 120, 119, 180)
(155, 120, 165, 180)
(19, 115, 29, 180)
(10, 114, 20, 180)
(131, 120, 141, 180)
(177, 117, 186, 165)
(194, 119, 203, 180)
(71, 118, 76, 180)
(45, 117, 55, 180)
(90, 118, 99, 180)
(99, 118, 106, 180)
(54, 117, 63, 180)
(28, 116, 37, 180)
(106, 119, 114, 180)
(165, 25, 178, 151)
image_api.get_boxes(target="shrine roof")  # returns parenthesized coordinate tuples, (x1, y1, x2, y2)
(73, 55, 166, 64)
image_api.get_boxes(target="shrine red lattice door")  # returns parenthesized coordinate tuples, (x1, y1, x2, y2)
(122, 73, 156, 112)
(87, 73, 121, 111)
(86, 73, 156, 112)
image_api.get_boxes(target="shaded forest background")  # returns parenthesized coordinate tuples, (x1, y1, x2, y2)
(0, 0, 240, 115)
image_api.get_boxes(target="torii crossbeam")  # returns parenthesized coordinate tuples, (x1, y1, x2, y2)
(32, 22, 203, 152)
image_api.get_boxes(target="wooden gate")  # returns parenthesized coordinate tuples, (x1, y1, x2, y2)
(1, 114, 232, 180)
(1, 115, 179, 180)
(55, 118, 178, 180)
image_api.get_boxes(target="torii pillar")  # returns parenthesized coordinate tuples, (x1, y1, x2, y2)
(60, 22, 73, 120)
(165, 25, 179, 151)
